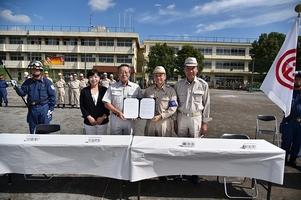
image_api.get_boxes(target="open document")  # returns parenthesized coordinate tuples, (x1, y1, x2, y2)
(123, 98, 155, 119)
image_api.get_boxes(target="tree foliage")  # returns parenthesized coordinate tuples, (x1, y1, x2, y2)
(175, 45, 204, 78)
(251, 32, 301, 74)
(146, 43, 176, 78)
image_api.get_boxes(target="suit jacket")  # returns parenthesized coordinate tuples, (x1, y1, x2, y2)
(80, 85, 110, 125)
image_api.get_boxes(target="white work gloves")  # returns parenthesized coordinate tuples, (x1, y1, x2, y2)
(47, 110, 53, 118)
(11, 80, 17, 87)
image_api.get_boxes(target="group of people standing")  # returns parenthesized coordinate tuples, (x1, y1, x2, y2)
(54, 72, 116, 109)
(78, 57, 211, 185)
(6, 56, 301, 178)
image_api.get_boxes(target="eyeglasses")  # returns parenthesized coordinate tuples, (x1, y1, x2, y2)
(118, 71, 130, 75)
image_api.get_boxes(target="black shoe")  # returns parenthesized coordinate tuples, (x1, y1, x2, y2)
(63, 104, 65, 108)
(57, 104, 60, 108)
(71, 105, 74, 108)
(5, 103, 7, 107)
(191, 175, 201, 185)
(0, 104, 2, 107)
(288, 160, 301, 171)
(158, 176, 167, 181)
(173, 175, 182, 181)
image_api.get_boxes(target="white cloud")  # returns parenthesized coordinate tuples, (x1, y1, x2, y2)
(0, 9, 30, 23)
(192, 0, 296, 15)
(155, 4, 161, 7)
(195, 8, 296, 33)
(88, 0, 116, 11)
(137, 0, 298, 35)
(125, 8, 135, 13)
(34, 14, 43, 20)
(167, 4, 176, 10)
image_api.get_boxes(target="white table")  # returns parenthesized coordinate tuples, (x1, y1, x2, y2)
(130, 136, 285, 200)
(130, 136, 285, 183)
(0, 134, 132, 180)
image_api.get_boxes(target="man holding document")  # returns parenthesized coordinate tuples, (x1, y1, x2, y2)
(102, 64, 143, 135)
(143, 66, 178, 137)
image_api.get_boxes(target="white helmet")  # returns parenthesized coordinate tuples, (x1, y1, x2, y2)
(28, 60, 43, 70)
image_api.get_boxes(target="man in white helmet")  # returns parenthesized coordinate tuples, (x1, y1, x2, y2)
(79, 73, 87, 91)
(11, 60, 56, 134)
(24, 72, 30, 82)
(55, 73, 66, 108)
(100, 72, 110, 88)
(144, 66, 178, 137)
(173, 57, 212, 184)
(44, 71, 53, 83)
(109, 74, 116, 85)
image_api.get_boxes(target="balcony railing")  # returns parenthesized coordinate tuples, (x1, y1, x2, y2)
(0, 25, 136, 33)
(145, 35, 256, 44)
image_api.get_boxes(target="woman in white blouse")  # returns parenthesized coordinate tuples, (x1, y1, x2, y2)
(80, 69, 110, 135)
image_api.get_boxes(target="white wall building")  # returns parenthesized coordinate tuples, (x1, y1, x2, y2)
(0, 25, 141, 82)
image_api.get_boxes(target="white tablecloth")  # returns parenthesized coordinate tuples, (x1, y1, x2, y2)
(130, 136, 285, 184)
(0, 134, 132, 180)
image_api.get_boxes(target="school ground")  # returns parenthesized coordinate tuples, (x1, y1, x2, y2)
(0, 87, 300, 199)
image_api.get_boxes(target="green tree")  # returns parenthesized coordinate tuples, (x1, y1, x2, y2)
(175, 45, 204, 78)
(251, 32, 286, 74)
(147, 43, 176, 78)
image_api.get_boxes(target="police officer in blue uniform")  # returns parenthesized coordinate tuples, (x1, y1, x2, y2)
(11, 60, 56, 134)
(280, 71, 301, 171)
(0, 74, 9, 107)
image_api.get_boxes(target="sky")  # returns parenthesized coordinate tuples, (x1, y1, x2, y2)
(0, 0, 300, 43)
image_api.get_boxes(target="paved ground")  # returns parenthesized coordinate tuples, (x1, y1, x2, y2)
(0, 87, 301, 200)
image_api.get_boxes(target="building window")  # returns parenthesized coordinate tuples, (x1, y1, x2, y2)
(196, 47, 213, 55)
(45, 38, 59, 45)
(0, 53, 6, 61)
(81, 54, 96, 62)
(204, 61, 212, 69)
(27, 38, 41, 45)
(81, 39, 96, 46)
(216, 61, 245, 70)
(10, 53, 24, 60)
(99, 39, 114, 46)
(149, 45, 154, 52)
(117, 39, 132, 47)
(215, 75, 244, 88)
(64, 54, 78, 62)
(0, 37, 5, 44)
(99, 55, 114, 62)
(201, 75, 211, 82)
(63, 38, 77, 45)
(216, 47, 246, 56)
(9, 37, 23, 44)
(28, 53, 42, 61)
(117, 55, 132, 63)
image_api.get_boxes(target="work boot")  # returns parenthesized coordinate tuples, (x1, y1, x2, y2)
(191, 175, 201, 185)
(288, 155, 301, 171)
(173, 175, 182, 181)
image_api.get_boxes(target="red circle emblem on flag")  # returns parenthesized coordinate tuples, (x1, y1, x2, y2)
(275, 48, 296, 90)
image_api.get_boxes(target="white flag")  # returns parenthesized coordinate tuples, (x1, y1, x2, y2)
(260, 17, 300, 117)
